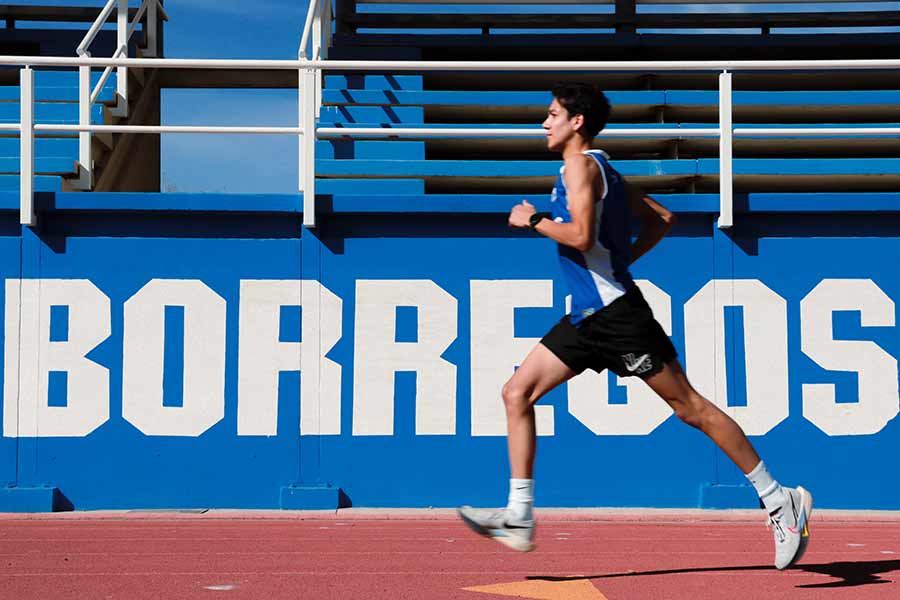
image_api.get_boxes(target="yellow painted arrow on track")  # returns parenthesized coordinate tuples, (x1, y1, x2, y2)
(463, 578, 608, 599)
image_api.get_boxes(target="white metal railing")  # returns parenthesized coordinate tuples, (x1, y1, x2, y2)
(298, 0, 333, 219)
(75, 0, 167, 191)
(4, 52, 900, 228)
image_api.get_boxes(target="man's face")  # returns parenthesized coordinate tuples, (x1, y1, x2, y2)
(542, 98, 581, 152)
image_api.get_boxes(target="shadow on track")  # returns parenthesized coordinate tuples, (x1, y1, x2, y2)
(526, 559, 899, 589)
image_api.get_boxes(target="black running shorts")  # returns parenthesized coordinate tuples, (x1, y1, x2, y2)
(540, 286, 678, 379)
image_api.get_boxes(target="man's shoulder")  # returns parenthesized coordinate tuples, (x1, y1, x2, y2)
(562, 154, 601, 182)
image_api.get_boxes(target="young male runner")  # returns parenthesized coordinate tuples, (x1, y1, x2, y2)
(458, 83, 812, 570)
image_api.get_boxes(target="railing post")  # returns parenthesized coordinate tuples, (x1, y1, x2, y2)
(77, 63, 93, 190)
(301, 66, 317, 228)
(298, 65, 304, 201)
(718, 70, 733, 229)
(114, 0, 129, 117)
(310, 0, 330, 117)
(20, 67, 34, 227)
(314, 0, 331, 118)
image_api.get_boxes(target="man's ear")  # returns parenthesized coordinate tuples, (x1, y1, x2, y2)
(571, 113, 585, 132)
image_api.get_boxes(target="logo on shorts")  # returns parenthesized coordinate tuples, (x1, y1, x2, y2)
(622, 353, 652, 374)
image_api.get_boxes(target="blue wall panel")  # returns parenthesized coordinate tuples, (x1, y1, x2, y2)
(2, 215, 303, 509)
(0, 202, 898, 511)
(0, 225, 21, 489)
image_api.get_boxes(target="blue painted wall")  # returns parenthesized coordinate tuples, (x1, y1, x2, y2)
(0, 193, 898, 511)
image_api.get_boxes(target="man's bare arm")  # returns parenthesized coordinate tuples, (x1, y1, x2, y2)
(627, 183, 676, 263)
(510, 156, 600, 252)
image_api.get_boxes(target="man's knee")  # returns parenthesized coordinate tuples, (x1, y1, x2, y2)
(502, 381, 532, 414)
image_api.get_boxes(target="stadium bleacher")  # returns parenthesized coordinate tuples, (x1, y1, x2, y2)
(0, 3, 161, 194)
(307, 1, 900, 199)
(2, 1, 900, 204)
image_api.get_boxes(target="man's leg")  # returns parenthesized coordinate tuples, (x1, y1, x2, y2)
(641, 359, 759, 472)
(458, 342, 575, 551)
(642, 358, 813, 569)
(502, 342, 577, 480)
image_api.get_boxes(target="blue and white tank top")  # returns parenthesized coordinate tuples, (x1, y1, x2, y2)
(550, 150, 635, 324)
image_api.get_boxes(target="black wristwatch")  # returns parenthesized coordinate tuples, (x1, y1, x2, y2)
(529, 212, 551, 231)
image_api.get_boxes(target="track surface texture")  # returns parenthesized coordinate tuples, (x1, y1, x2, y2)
(1, 510, 897, 599)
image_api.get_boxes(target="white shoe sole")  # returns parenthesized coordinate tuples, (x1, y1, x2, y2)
(457, 508, 535, 552)
(491, 530, 535, 552)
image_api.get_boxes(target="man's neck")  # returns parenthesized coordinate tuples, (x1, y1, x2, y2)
(561, 138, 591, 160)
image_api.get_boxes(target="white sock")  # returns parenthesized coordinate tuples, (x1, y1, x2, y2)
(507, 478, 534, 521)
(746, 461, 786, 513)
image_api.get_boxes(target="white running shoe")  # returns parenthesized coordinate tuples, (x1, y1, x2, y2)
(769, 486, 813, 570)
(457, 506, 535, 552)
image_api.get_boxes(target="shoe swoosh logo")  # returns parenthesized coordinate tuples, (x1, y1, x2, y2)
(501, 521, 531, 530)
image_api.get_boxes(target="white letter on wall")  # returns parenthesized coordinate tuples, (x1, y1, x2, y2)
(470, 280, 555, 437)
(567, 280, 675, 435)
(3, 279, 110, 437)
(237, 280, 342, 436)
(801, 279, 898, 436)
(353, 280, 457, 436)
(122, 280, 226, 436)
(683, 279, 789, 436)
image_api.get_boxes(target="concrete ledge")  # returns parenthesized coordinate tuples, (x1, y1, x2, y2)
(5, 507, 900, 522)
(280, 485, 347, 510)
(700, 484, 762, 510)
(0, 486, 71, 513)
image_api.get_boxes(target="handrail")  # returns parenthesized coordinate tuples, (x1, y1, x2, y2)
(315, 127, 721, 137)
(74, 1, 167, 192)
(36, 124, 900, 137)
(90, 44, 127, 103)
(90, 0, 151, 103)
(75, 0, 118, 57)
(4, 56, 900, 70)
(298, 0, 321, 59)
(77, 0, 166, 57)
(38, 125, 305, 134)
(7, 54, 900, 229)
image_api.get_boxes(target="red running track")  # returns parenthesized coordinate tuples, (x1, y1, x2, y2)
(0, 511, 898, 600)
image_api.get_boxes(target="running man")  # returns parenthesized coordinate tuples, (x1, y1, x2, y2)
(458, 83, 812, 570)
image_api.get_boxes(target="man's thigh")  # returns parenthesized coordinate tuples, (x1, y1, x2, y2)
(506, 343, 578, 403)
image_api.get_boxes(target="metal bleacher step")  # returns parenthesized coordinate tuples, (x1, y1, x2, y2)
(0, 157, 75, 176)
(334, 32, 900, 63)
(0, 102, 104, 124)
(316, 122, 900, 160)
(322, 89, 900, 123)
(324, 75, 423, 91)
(411, 71, 900, 94)
(320, 105, 424, 123)
(314, 192, 900, 215)
(345, 0, 900, 33)
(317, 140, 423, 160)
(344, 11, 900, 32)
(318, 178, 425, 195)
(0, 85, 116, 103)
(0, 175, 62, 192)
(0, 138, 78, 157)
(316, 157, 900, 194)
(29, 70, 117, 87)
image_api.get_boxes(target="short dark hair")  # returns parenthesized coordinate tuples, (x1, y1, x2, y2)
(551, 82, 611, 139)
